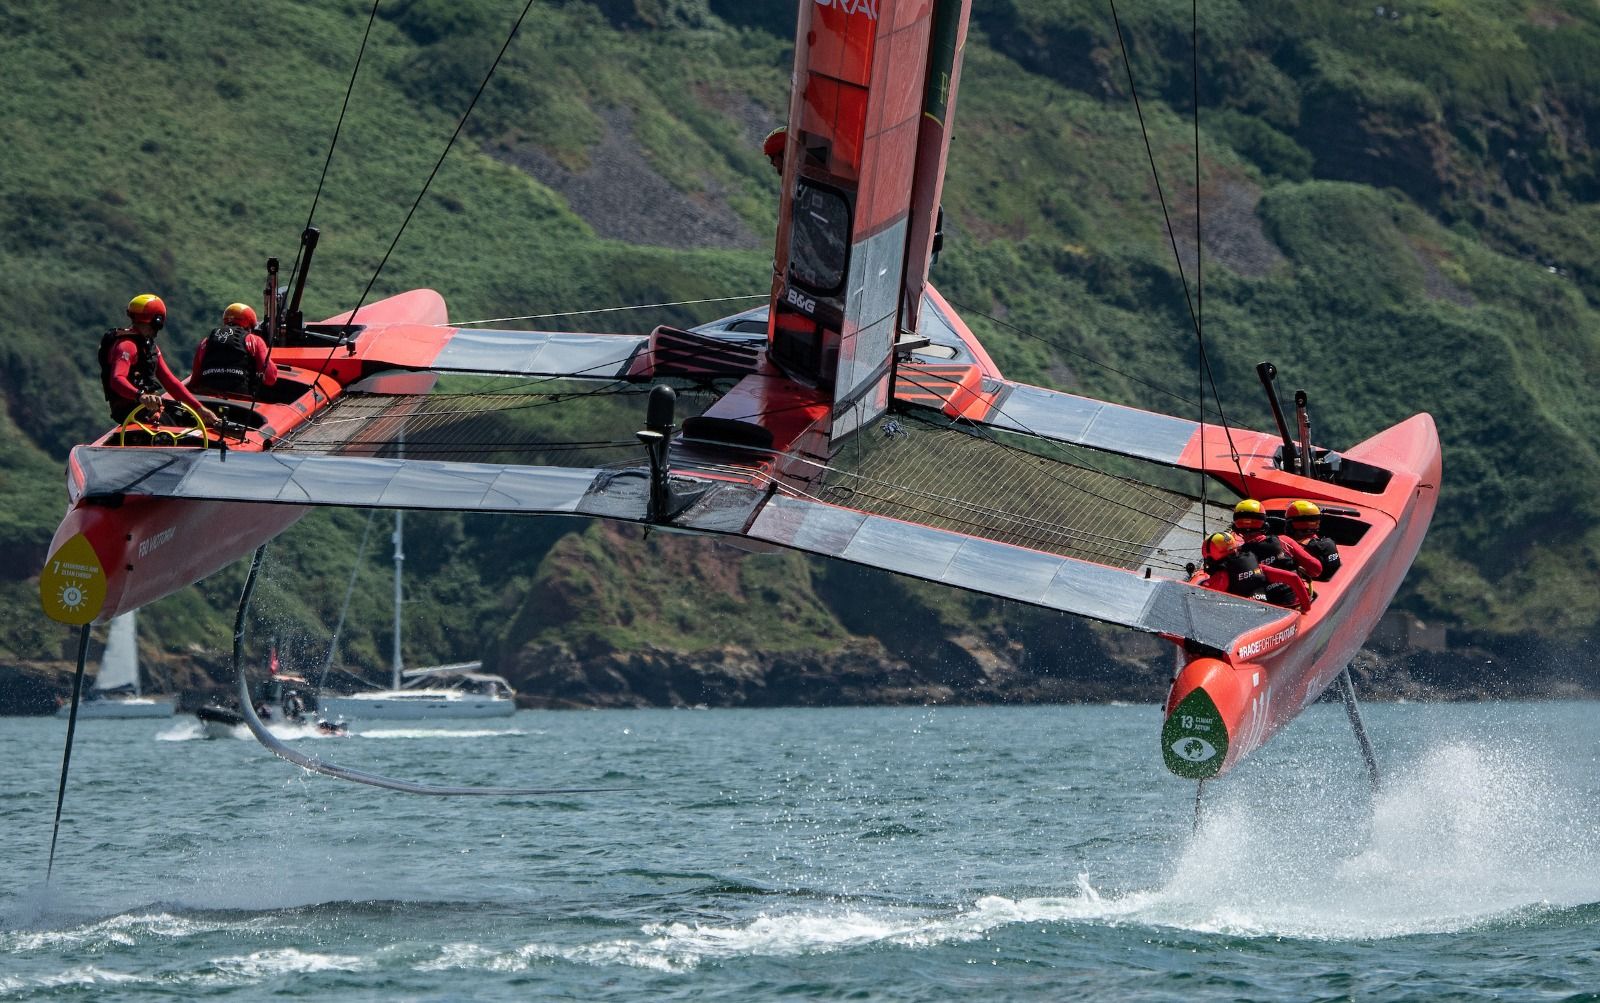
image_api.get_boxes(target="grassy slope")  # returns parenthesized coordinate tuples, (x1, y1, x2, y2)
(1, 0, 1597, 680)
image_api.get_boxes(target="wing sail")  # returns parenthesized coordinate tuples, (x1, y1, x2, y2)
(769, 0, 972, 449)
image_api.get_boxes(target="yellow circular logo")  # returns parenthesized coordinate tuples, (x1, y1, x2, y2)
(39, 533, 108, 625)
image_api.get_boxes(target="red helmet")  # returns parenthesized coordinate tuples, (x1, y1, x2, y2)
(222, 302, 258, 328)
(127, 293, 166, 329)
(1203, 532, 1239, 562)
(1232, 498, 1265, 529)
(762, 127, 786, 165)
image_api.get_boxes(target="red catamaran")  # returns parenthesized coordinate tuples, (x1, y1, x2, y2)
(41, 0, 1438, 785)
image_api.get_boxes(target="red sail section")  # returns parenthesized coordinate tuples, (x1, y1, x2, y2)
(768, 0, 970, 450)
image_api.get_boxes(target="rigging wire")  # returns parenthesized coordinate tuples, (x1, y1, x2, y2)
(445, 294, 766, 328)
(941, 296, 1200, 411)
(1105, 0, 1247, 487)
(306, 0, 541, 384)
(1192, 0, 1209, 534)
(286, 0, 383, 298)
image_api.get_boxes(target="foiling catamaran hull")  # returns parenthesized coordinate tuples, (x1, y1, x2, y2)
(41, 0, 1439, 788)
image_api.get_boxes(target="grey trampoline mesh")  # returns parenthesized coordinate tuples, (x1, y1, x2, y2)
(814, 422, 1204, 572)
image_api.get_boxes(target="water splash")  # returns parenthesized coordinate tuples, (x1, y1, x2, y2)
(1035, 738, 1600, 940)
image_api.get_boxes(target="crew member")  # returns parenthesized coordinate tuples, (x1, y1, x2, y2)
(1197, 531, 1311, 612)
(1231, 498, 1321, 582)
(100, 294, 218, 426)
(189, 302, 278, 396)
(762, 126, 786, 174)
(1285, 500, 1340, 581)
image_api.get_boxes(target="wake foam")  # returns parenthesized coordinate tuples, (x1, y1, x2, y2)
(413, 738, 1600, 969)
(356, 727, 523, 740)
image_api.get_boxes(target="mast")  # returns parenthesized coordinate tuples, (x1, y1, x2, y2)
(767, 0, 972, 450)
(391, 429, 406, 691)
(391, 510, 403, 691)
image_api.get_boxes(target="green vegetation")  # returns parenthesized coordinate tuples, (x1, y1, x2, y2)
(2, 0, 1597, 683)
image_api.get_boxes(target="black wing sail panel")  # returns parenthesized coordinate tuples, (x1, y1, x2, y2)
(72, 447, 766, 528)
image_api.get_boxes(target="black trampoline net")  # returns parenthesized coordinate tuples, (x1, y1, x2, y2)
(812, 421, 1227, 574)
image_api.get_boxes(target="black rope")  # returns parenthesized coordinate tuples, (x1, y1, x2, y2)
(344, 0, 540, 332)
(288, 0, 382, 292)
(1193, 0, 1209, 534)
(1106, 0, 1247, 486)
(942, 296, 1198, 410)
(304, 0, 540, 386)
(46, 625, 92, 881)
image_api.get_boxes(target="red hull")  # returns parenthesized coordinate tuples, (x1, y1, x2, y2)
(1161, 413, 1441, 778)
(39, 290, 456, 625)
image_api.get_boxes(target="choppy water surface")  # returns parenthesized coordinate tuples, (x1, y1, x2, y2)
(2, 702, 1597, 1000)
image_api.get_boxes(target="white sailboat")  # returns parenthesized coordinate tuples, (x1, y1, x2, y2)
(56, 611, 175, 718)
(317, 511, 517, 721)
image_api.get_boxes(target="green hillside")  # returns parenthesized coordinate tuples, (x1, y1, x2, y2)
(2, 0, 1597, 693)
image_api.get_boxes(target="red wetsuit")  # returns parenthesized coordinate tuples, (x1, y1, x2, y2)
(1194, 547, 1313, 613)
(1237, 528, 1322, 581)
(103, 332, 208, 421)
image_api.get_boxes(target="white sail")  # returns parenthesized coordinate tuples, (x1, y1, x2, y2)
(96, 612, 140, 693)
(58, 609, 175, 717)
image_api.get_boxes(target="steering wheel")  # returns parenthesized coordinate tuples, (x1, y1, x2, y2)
(116, 401, 209, 449)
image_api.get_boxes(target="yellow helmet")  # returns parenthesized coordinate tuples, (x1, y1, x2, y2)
(1232, 499, 1265, 527)
(1287, 499, 1321, 523)
(126, 293, 166, 329)
(1203, 531, 1238, 562)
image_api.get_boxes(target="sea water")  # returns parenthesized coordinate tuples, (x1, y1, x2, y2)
(1, 702, 1597, 1000)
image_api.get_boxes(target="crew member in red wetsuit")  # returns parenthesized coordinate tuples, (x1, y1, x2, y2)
(189, 302, 278, 396)
(1196, 531, 1311, 612)
(1285, 500, 1341, 581)
(1231, 498, 1321, 582)
(99, 294, 218, 426)
(763, 127, 786, 173)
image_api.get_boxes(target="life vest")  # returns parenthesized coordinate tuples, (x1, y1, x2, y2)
(1205, 549, 1270, 601)
(1239, 530, 1297, 572)
(1299, 535, 1340, 581)
(194, 325, 258, 394)
(99, 328, 161, 419)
